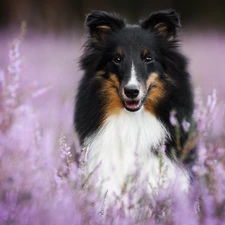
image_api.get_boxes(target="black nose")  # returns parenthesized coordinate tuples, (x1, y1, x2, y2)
(124, 84, 140, 98)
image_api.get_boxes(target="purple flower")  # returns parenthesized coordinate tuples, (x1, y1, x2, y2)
(169, 110, 178, 126)
(182, 120, 191, 132)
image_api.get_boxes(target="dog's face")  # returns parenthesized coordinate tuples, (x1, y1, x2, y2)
(84, 10, 181, 115)
(100, 28, 166, 113)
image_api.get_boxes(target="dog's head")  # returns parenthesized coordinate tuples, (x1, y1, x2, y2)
(82, 10, 183, 115)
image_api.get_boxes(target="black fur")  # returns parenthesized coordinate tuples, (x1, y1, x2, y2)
(74, 10, 195, 167)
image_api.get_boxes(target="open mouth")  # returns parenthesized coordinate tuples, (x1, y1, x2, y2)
(124, 100, 142, 112)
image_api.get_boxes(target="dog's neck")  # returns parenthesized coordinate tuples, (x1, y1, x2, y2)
(83, 109, 189, 199)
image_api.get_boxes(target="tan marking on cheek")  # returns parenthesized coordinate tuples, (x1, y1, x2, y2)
(146, 72, 159, 89)
(96, 70, 106, 77)
(144, 73, 166, 115)
(102, 73, 123, 119)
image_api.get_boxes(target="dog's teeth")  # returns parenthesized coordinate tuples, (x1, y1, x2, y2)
(125, 100, 141, 110)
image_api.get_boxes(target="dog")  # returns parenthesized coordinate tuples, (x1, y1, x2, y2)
(74, 9, 194, 201)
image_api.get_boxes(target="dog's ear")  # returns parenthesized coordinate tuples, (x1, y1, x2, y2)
(140, 9, 181, 41)
(85, 11, 125, 41)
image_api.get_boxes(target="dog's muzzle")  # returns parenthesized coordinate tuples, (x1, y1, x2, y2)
(122, 84, 143, 112)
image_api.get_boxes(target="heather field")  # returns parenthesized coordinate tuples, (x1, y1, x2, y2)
(0, 27, 225, 224)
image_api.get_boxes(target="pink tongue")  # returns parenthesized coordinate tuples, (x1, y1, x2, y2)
(126, 101, 139, 108)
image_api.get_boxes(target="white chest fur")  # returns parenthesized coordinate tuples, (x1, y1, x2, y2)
(84, 109, 189, 199)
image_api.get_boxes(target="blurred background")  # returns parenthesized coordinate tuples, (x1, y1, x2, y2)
(0, 0, 225, 31)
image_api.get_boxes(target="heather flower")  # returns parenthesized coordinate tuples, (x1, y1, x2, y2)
(207, 88, 217, 113)
(0, 69, 5, 88)
(60, 136, 72, 159)
(31, 85, 52, 98)
(182, 119, 191, 132)
(169, 110, 178, 126)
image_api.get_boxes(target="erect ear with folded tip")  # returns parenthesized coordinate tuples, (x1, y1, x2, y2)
(85, 10, 125, 41)
(140, 9, 181, 41)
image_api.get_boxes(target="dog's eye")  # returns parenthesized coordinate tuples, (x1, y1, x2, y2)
(143, 56, 154, 63)
(113, 57, 122, 64)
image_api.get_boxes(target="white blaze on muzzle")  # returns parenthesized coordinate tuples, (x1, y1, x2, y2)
(128, 62, 138, 86)
(123, 62, 144, 111)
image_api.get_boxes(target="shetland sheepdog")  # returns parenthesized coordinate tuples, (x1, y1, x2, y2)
(74, 9, 194, 200)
